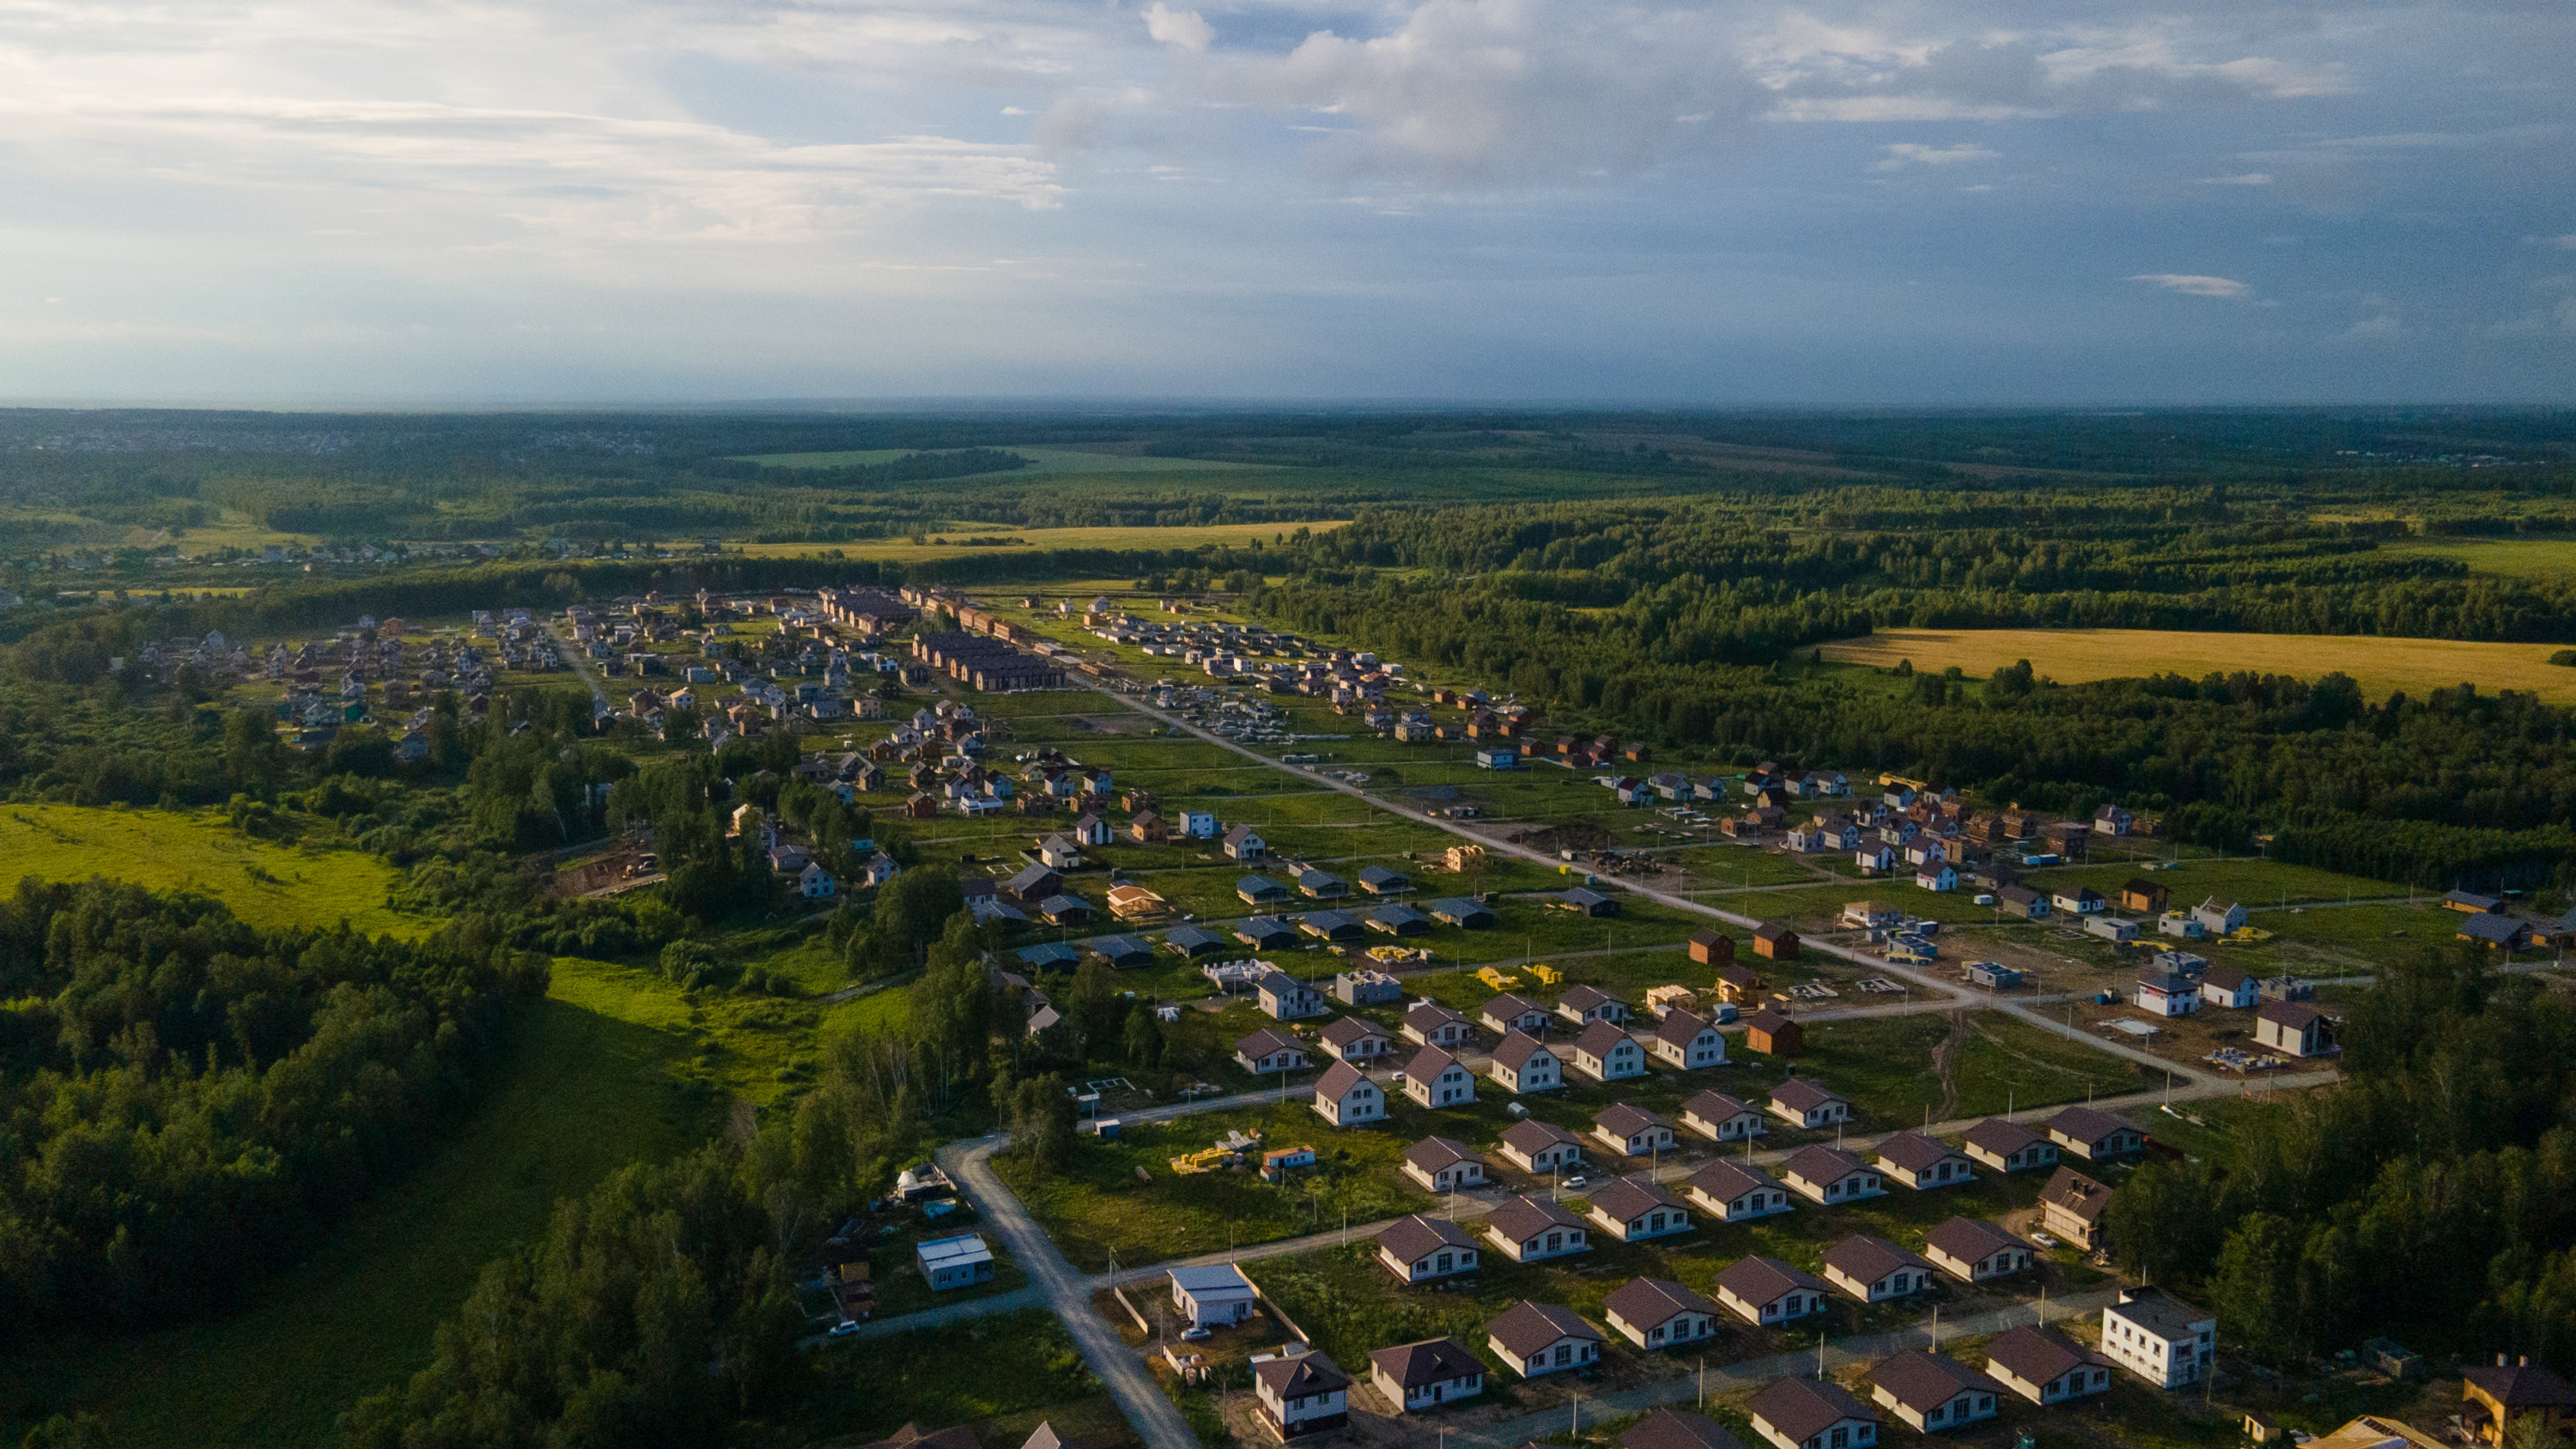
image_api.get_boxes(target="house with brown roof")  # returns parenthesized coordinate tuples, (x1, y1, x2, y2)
(1747, 1376, 1880, 1449)
(1401, 1045, 1477, 1107)
(860, 1424, 981, 1449)
(1481, 1196, 1589, 1263)
(1713, 964, 1761, 1003)
(1402, 1137, 1489, 1193)
(1688, 929, 1736, 967)
(1716, 1257, 1829, 1327)
(1480, 992, 1552, 1035)
(1681, 1090, 1765, 1143)
(1770, 1079, 1851, 1129)
(1311, 1060, 1384, 1126)
(1823, 1235, 1936, 1301)
(2120, 878, 2172, 914)
(1486, 1032, 1562, 1094)
(1235, 1028, 1311, 1075)
(1622, 1410, 1747, 1449)
(2045, 1106, 2143, 1161)
(1923, 1217, 2035, 1282)
(1653, 1009, 1728, 1070)
(1376, 1215, 1479, 1283)
(1595, 1103, 1679, 1158)
(1960, 1118, 2057, 1173)
(1556, 985, 1632, 1027)
(1369, 1338, 1485, 1413)
(1867, 1350, 2002, 1433)
(1569, 1020, 1648, 1082)
(1318, 1016, 1392, 1063)
(1486, 1300, 1604, 1378)
(1403, 1002, 1475, 1047)
(1752, 923, 1801, 960)
(1253, 1352, 1351, 1439)
(2038, 1166, 2112, 1250)
(1783, 1146, 1882, 1204)
(1874, 1131, 1974, 1190)
(1686, 1160, 1794, 1222)
(1745, 1008, 1802, 1056)
(2462, 1361, 2576, 1445)
(2254, 1000, 2335, 1057)
(1983, 1325, 2113, 1404)
(1586, 1176, 1692, 1242)
(1607, 1277, 1723, 1350)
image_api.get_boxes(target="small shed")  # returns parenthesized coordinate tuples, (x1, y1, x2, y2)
(1752, 923, 1800, 961)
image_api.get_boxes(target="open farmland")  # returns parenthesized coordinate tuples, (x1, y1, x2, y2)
(2376, 537, 2576, 581)
(735, 446, 1280, 475)
(0, 803, 422, 937)
(702, 519, 1346, 561)
(1820, 627, 2576, 702)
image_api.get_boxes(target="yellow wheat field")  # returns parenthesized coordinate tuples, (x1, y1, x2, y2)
(1820, 627, 2576, 703)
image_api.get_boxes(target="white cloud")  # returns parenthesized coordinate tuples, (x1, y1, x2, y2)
(2129, 274, 2251, 298)
(2555, 234, 2576, 250)
(1143, 3, 1215, 53)
(2199, 173, 2273, 185)
(1874, 142, 1997, 171)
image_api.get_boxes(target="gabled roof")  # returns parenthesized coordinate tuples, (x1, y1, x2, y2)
(1962, 1117, 2043, 1155)
(1606, 1276, 1718, 1327)
(1783, 1145, 1871, 1183)
(1560, 985, 1628, 1011)
(1402, 1043, 1461, 1079)
(1589, 1175, 1685, 1222)
(1482, 991, 1546, 1022)
(1684, 1089, 1757, 1122)
(1823, 1234, 1929, 1283)
(1748, 1376, 1877, 1444)
(1358, 864, 1411, 888)
(2039, 1166, 2111, 1224)
(1716, 1255, 1826, 1305)
(1369, 1337, 1485, 1389)
(1315, 1060, 1371, 1100)
(1655, 1009, 1715, 1046)
(2046, 1105, 2130, 1144)
(1619, 1409, 1747, 1449)
(1485, 1195, 1583, 1240)
(1237, 915, 1297, 944)
(1377, 1214, 1479, 1264)
(1254, 1351, 1349, 1397)
(1491, 1031, 1556, 1070)
(2202, 966, 2253, 990)
(1428, 896, 1494, 923)
(1236, 874, 1287, 896)
(1500, 1118, 1582, 1154)
(2258, 999, 2330, 1027)
(2105, 1287, 2214, 1337)
(1236, 1028, 1301, 1059)
(1868, 1349, 2003, 1413)
(1486, 1300, 1603, 1358)
(1406, 1002, 1467, 1032)
(1983, 1325, 2109, 1388)
(1405, 1137, 1483, 1174)
(1924, 1216, 2026, 1264)
(2463, 1365, 2576, 1410)
(1874, 1131, 1967, 1174)
(1575, 1019, 1635, 1057)
(1596, 1102, 1672, 1138)
(1771, 1078, 1844, 1113)
(1687, 1159, 1784, 1203)
(1255, 969, 1308, 996)
(1320, 1016, 1388, 1047)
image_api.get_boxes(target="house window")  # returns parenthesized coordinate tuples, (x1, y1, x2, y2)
(1831, 1429, 1849, 1448)
(1554, 1345, 1571, 1366)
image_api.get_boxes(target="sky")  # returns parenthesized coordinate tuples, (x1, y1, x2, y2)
(0, 0, 2570, 405)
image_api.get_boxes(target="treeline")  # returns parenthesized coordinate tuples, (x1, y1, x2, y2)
(0, 881, 550, 1334)
(2106, 947, 2576, 1369)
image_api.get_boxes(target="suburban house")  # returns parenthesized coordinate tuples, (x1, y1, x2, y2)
(1297, 869, 1351, 900)
(1489, 1032, 1564, 1093)
(1686, 1160, 1795, 1222)
(1403, 1137, 1490, 1193)
(916, 1234, 995, 1291)
(1747, 1376, 1880, 1449)
(1996, 884, 2050, 920)
(1311, 1061, 1384, 1125)
(1607, 1278, 1724, 1351)
(1358, 864, 1413, 896)
(2193, 898, 2248, 935)
(1553, 887, 1619, 917)
(2087, 916, 2140, 943)
(1557, 985, 1633, 1027)
(1652, 1009, 1728, 1069)
(1688, 928, 1736, 966)
(1318, 1016, 1392, 1063)
(1681, 1090, 1765, 1143)
(1874, 1131, 1975, 1189)
(1783, 1146, 1885, 1204)
(1569, 1020, 1648, 1082)
(1714, 964, 1763, 1005)
(1236, 875, 1290, 906)
(2444, 888, 2503, 913)
(1745, 1008, 1804, 1056)
(1223, 824, 1267, 861)
(1486, 1300, 1605, 1379)
(1586, 1176, 1692, 1242)
(1252, 1351, 1349, 1440)
(1867, 1350, 2003, 1434)
(2458, 912, 2533, 951)
(1404, 1003, 1475, 1047)
(2135, 971, 2201, 1017)
(1257, 971, 1328, 1021)
(2038, 1167, 2113, 1250)
(2046, 1106, 2144, 1161)
(2101, 1288, 2216, 1387)
(1824, 1235, 1937, 1302)
(1770, 1078, 1851, 1129)
(1235, 1029, 1311, 1075)
(1429, 897, 1496, 929)
(2461, 1362, 2576, 1446)
(1716, 1256, 1829, 1326)
(1401, 1045, 1477, 1107)
(1595, 1103, 1679, 1158)
(1961, 1118, 2057, 1173)
(1369, 1338, 1485, 1413)
(1297, 910, 1364, 943)
(1334, 969, 1405, 1006)
(1915, 862, 1959, 893)
(2052, 886, 2107, 916)
(1752, 923, 1801, 959)
(2255, 1000, 2335, 1057)
(1984, 1326, 2113, 1405)
(1498, 1119, 1585, 1174)
(1170, 1264, 1258, 1327)
(2119, 878, 2172, 914)
(1480, 993, 1552, 1035)
(2201, 967, 2258, 1009)
(1923, 1217, 2036, 1282)
(1482, 1196, 1590, 1263)
(1377, 1216, 1481, 1284)
(1623, 1409, 1746, 1449)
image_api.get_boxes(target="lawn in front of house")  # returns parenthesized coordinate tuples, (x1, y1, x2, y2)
(811, 1307, 1136, 1449)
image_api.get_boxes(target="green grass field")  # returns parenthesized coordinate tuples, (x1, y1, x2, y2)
(0, 803, 422, 936)
(2380, 537, 2576, 582)
(735, 446, 1277, 476)
(1820, 626, 2576, 703)
(811, 1308, 1133, 1449)
(0, 997, 720, 1448)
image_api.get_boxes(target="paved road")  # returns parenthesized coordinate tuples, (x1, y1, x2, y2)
(945, 1136, 1204, 1449)
(844, 1283, 1046, 1340)
(543, 619, 611, 710)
